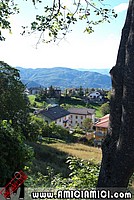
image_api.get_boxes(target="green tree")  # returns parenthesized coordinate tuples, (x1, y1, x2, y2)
(25, 116, 44, 141)
(0, 61, 34, 184)
(78, 86, 84, 97)
(0, 0, 117, 43)
(0, 120, 34, 185)
(85, 88, 89, 96)
(0, 0, 19, 41)
(107, 90, 112, 100)
(0, 61, 29, 128)
(100, 102, 110, 116)
(82, 118, 92, 131)
(48, 85, 55, 98)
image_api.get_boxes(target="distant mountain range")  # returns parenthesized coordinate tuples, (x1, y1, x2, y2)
(16, 67, 112, 89)
(77, 68, 111, 76)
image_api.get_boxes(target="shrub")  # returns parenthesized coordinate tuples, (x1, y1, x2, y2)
(66, 157, 100, 189)
(100, 102, 110, 116)
(0, 121, 34, 185)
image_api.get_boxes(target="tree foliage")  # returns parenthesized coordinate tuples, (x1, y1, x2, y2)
(0, 0, 19, 41)
(66, 157, 99, 189)
(0, 61, 29, 127)
(0, 0, 117, 43)
(100, 102, 110, 116)
(0, 120, 34, 185)
(25, 0, 117, 44)
(82, 117, 93, 131)
(0, 61, 34, 184)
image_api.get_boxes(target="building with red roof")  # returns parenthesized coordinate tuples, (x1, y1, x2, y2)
(94, 114, 109, 146)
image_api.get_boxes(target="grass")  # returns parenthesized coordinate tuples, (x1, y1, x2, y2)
(47, 143, 102, 164)
(28, 95, 36, 104)
(28, 95, 45, 108)
(28, 140, 102, 178)
(28, 141, 70, 177)
(92, 104, 103, 118)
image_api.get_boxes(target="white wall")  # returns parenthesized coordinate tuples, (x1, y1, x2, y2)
(68, 113, 95, 128)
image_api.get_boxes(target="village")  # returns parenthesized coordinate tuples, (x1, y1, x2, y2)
(26, 86, 110, 147)
(1, 0, 134, 196)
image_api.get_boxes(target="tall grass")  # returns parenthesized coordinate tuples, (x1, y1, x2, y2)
(28, 141, 102, 178)
(48, 143, 102, 163)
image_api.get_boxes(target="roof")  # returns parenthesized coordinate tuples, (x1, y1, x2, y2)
(39, 106, 70, 120)
(95, 114, 109, 128)
(68, 108, 95, 115)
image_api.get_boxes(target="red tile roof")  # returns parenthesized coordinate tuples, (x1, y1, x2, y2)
(95, 114, 109, 128)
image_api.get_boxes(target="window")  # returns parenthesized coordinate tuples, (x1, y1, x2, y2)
(70, 115, 73, 118)
(76, 116, 78, 119)
(81, 116, 83, 119)
(59, 119, 61, 122)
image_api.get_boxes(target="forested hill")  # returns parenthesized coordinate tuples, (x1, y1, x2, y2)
(16, 67, 111, 89)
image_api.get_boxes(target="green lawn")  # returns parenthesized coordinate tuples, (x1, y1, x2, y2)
(28, 95, 45, 108)
(92, 104, 103, 118)
(28, 95, 36, 104)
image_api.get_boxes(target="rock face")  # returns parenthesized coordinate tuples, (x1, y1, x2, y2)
(97, 0, 134, 188)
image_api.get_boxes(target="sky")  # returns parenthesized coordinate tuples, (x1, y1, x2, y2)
(0, 0, 129, 70)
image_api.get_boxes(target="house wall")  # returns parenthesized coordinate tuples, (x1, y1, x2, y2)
(89, 92, 100, 98)
(42, 116, 52, 124)
(55, 115, 70, 128)
(30, 89, 42, 95)
(96, 127, 108, 134)
(42, 115, 70, 128)
(95, 127, 108, 140)
(68, 113, 95, 128)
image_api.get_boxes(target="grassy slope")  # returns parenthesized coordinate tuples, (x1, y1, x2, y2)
(48, 143, 102, 163)
(28, 95, 45, 108)
(28, 140, 102, 178)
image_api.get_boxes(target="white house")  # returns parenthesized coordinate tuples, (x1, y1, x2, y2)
(68, 108, 95, 128)
(88, 91, 103, 101)
(29, 87, 43, 95)
(39, 106, 70, 128)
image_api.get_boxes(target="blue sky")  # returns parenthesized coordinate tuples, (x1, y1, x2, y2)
(0, 0, 129, 69)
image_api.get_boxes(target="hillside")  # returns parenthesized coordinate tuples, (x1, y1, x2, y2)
(16, 67, 111, 89)
(77, 68, 110, 76)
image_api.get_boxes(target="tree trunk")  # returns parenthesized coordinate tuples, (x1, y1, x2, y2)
(97, 0, 134, 189)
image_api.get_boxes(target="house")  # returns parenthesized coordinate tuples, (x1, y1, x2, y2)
(24, 88, 30, 95)
(94, 114, 109, 146)
(88, 91, 104, 102)
(46, 87, 61, 98)
(29, 87, 43, 95)
(39, 106, 70, 128)
(68, 108, 95, 128)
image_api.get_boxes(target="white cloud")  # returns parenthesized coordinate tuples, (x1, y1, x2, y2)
(114, 3, 128, 13)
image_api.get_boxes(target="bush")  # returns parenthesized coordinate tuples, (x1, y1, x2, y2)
(42, 122, 77, 143)
(66, 157, 100, 189)
(0, 121, 34, 185)
(100, 102, 110, 116)
(26, 156, 100, 189)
